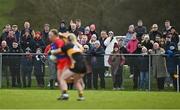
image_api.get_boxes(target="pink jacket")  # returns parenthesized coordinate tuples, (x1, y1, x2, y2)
(126, 39, 139, 53)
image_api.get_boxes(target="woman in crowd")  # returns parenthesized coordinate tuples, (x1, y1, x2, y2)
(149, 24, 162, 41)
(104, 31, 117, 77)
(149, 43, 168, 91)
(108, 43, 125, 90)
(126, 33, 140, 89)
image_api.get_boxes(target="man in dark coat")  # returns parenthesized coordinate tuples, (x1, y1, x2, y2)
(21, 47, 33, 88)
(9, 42, 23, 87)
(20, 30, 35, 52)
(0, 41, 10, 87)
(90, 40, 105, 89)
(41, 24, 51, 46)
(59, 20, 67, 33)
(135, 20, 147, 41)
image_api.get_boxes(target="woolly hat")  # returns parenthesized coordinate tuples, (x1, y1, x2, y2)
(113, 43, 119, 49)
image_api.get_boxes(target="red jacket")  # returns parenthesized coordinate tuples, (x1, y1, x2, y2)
(126, 39, 139, 53)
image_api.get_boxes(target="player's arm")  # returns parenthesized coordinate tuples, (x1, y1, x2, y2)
(74, 41, 84, 52)
(50, 48, 62, 55)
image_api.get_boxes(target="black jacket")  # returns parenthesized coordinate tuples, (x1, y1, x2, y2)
(139, 55, 149, 72)
(90, 46, 105, 69)
(149, 31, 162, 41)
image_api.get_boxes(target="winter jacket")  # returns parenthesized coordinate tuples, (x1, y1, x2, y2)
(34, 37, 46, 51)
(104, 36, 118, 67)
(149, 31, 162, 41)
(139, 54, 149, 72)
(90, 46, 105, 70)
(135, 26, 147, 41)
(126, 39, 139, 54)
(141, 40, 153, 50)
(20, 35, 35, 52)
(150, 48, 168, 78)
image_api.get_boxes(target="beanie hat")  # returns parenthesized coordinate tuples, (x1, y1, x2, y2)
(113, 43, 119, 49)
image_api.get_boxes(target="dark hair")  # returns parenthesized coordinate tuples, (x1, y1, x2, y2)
(76, 19, 81, 22)
(165, 20, 170, 23)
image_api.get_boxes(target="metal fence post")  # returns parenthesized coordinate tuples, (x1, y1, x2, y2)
(148, 54, 151, 91)
(177, 65, 179, 92)
(0, 53, 2, 88)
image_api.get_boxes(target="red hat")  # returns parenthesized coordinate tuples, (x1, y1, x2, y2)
(35, 31, 41, 36)
(113, 43, 119, 49)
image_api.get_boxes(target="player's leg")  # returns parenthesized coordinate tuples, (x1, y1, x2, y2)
(57, 69, 74, 100)
(73, 74, 85, 101)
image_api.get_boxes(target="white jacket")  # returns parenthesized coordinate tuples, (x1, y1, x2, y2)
(104, 37, 117, 67)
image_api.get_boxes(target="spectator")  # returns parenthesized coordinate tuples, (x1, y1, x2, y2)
(108, 43, 125, 90)
(139, 47, 149, 90)
(170, 26, 179, 47)
(12, 25, 21, 43)
(0, 41, 10, 87)
(76, 19, 84, 33)
(77, 31, 84, 44)
(9, 42, 23, 87)
(135, 20, 147, 41)
(104, 31, 117, 77)
(20, 30, 35, 52)
(83, 45, 93, 89)
(124, 25, 135, 46)
(90, 24, 98, 37)
(59, 20, 67, 33)
(165, 43, 177, 89)
(99, 30, 108, 50)
(141, 34, 153, 50)
(149, 43, 168, 91)
(89, 34, 98, 49)
(149, 24, 162, 41)
(162, 20, 172, 38)
(117, 37, 127, 53)
(5, 30, 17, 49)
(34, 48, 45, 87)
(0, 24, 11, 42)
(126, 33, 140, 89)
(21, 21, 35, 38)
(21, 48, 33, 88)
(69, 23, 78, 36)
(90, 40, 105, 89)
(78, 35, 89, 46)
(84, 26, 92, 41)
(42, 24, 51, 46)
(34, 32, 46, 51)
(159, 38, 166, 49)
(126, 33, 139, 54)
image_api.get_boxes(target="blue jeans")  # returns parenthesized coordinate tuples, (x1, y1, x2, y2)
(140, 71, 149, 89)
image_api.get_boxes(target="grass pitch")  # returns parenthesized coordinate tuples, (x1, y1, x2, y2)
(0, 89, 180, 109)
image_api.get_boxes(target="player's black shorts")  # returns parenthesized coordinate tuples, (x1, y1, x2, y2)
(70, 53, 87, 74)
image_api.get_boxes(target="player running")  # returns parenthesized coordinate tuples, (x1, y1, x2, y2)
(48, 29, 71, 93)
(49, 33, 87, 101)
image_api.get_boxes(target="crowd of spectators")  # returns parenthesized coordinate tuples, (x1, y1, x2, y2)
(0, 19, 180, 91)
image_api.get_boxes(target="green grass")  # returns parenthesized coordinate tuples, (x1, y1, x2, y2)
(0, 89, 180, 109)
(0, 0, 16, 31)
